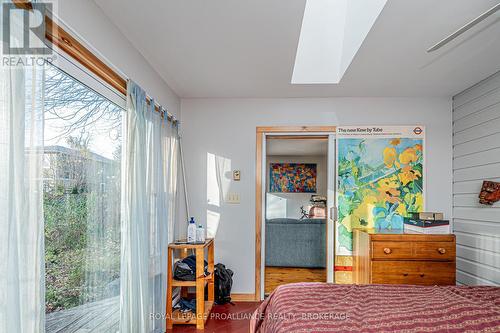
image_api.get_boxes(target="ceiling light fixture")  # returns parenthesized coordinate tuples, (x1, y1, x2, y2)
(427, 2, 500, 52)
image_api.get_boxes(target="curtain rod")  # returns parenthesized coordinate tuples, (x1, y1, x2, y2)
(13, 0, 178, 124)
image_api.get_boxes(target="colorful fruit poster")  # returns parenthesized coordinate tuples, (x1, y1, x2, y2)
(336, 126, 425, 256)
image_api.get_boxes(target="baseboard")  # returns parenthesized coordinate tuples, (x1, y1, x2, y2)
(231, 293, 257, 302)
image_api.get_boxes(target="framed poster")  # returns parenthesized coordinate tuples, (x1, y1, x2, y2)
(269, 163, 317, 193)
(336, 126, 425, 256)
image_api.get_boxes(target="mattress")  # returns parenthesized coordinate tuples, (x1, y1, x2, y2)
(250, 283, 500, 332)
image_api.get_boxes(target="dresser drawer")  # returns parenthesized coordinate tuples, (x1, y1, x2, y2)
(372, 241, 455, 261)
(372, 241, 413, 259)
(413, 241, 455, 260)
(371, 261, 456, 285)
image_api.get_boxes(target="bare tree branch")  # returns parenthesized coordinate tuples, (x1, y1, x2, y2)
(44, 65, 122, 141)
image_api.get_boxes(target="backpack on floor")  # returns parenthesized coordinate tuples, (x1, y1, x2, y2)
(214, 263, 233, 304)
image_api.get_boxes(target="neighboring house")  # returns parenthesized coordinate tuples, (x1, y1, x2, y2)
(42, 145, 118, 194)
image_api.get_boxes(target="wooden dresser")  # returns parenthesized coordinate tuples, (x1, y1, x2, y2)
(353, 229, 456, 285)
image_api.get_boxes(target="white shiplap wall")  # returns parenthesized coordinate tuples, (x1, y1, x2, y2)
(453, 71, 500, 286)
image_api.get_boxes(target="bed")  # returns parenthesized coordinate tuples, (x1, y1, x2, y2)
(265, 218, 326, 268)
(250, 283, 500, 332)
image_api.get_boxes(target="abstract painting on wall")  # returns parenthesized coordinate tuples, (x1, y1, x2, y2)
(269, 163, 317, 193)
(336, 126, 425, 256)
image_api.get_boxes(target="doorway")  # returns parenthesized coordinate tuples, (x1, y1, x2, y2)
(255, 126, 336, 300)
(265, 136, 327, 294)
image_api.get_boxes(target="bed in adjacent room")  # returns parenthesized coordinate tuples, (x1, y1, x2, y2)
(251, 283, 500, 332)
(265, 218, 326, 294)
(265, 218, 326, 268)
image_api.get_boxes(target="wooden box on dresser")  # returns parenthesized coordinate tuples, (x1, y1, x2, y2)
(353, 229, 456, 285)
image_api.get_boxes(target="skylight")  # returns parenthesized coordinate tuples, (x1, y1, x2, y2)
(292, 0, 387, 84)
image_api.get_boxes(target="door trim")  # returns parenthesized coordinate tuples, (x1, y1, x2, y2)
(255, 126, 336, 301)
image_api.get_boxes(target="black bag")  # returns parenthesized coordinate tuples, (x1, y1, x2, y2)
(214, 263, 233, 304)
(173, 255, 208, 281)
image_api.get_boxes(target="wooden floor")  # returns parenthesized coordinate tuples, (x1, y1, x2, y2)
(168, 302, 261, 333)
(46, 296, 119, 333)
(265, 266, 326, 294)
(46, 297, 260, 333)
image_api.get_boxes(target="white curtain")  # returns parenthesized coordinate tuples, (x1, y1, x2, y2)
(156, 107, 179, 332)
(0, 10, 46, 333)
(120, 81, 178, 333)
(163, 113, 179, 247)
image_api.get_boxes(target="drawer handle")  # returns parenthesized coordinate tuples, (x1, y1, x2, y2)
(437, 248, 446, 254)
(403, 273, 408, 277)
(420, 273, 425, 277)
(383, 248, 392, 254)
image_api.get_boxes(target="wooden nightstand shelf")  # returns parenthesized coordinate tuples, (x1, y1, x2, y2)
(353, 229, 456, 285)
(166, 239, 214, 330)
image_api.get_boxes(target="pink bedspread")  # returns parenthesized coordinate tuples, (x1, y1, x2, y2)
(250, 283, 500, 333)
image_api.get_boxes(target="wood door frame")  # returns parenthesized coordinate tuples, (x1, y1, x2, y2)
(255, 126, 336, 301)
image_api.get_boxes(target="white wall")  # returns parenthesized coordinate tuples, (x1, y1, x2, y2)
(266, 155, 327, 219)
(453, 71, 500, 286)
(56, 0, 180, 118)
(179, 97, 452, 294)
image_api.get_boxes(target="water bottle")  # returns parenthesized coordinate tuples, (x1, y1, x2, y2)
(187, 217, 197, 243)
(196, 224, 206, 243)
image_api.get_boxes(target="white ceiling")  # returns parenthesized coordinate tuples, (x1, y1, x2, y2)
(267, 139, 328, 156)
(94, 0, 500, 98)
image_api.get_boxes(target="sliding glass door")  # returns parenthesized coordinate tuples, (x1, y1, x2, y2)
(43, 62, 124, 332)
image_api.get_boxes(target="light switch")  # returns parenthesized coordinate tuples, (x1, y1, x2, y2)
(226, 192, 240, 204)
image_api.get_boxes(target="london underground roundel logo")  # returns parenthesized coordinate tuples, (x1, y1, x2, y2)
(413, 127, 423, 135)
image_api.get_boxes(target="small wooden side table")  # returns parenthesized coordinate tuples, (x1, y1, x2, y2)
(166, 239, 214, 330)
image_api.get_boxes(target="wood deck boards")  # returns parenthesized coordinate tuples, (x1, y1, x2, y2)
(45, 296, 119, 333)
